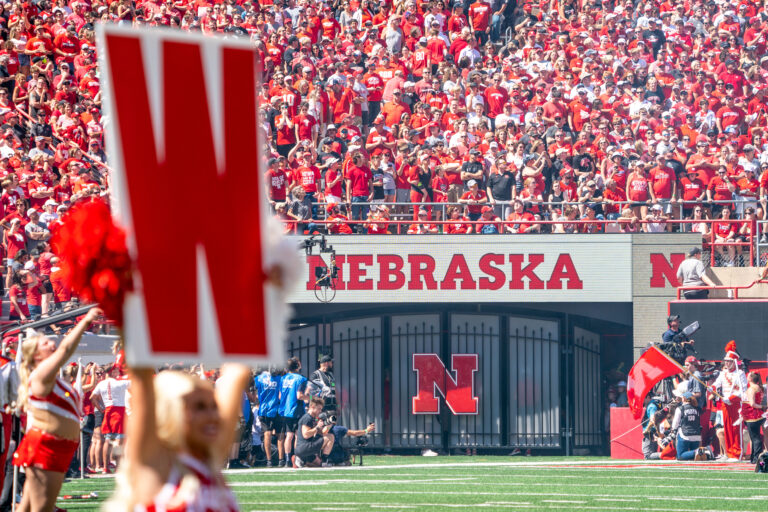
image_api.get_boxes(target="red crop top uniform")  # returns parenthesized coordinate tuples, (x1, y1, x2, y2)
(137, 454, 239, 512)
(13, 376, 81, 473)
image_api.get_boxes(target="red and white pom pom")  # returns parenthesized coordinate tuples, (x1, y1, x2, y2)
(51, 199, 133, 327)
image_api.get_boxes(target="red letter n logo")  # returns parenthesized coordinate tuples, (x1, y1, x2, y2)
(412, 354, 479, 415)
(101, 27, 277, 365)
(650, 253, 685, 288)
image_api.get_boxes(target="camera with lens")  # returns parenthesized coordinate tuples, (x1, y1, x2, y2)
(319, 412, 337, 425)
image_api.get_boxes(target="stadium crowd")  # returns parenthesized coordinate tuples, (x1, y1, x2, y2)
(0, 0, 767, 308)
(0, 0, 764, 283)
(255, 0, 768, 244)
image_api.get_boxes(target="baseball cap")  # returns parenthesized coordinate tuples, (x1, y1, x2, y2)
(481, 206, 493, 213)
(26, 208, 37, 217)
(467, 179, 478, 187)
(685, 356, 699, 365)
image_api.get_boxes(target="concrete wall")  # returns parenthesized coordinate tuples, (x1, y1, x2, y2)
(707, 267, 768, 298)
(630, 234, 701, 359)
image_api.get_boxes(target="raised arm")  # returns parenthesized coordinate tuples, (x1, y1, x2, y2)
(31, 307, 102, 395)
(213, 363, 252, 465)
(123, 367, 162, 465)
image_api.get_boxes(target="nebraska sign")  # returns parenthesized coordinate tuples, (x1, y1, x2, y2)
(288, 235, 633, 302)
(99, 26, 286, 365)
(412, 354, 479, 415)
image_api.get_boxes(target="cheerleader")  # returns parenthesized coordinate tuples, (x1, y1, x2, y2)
(14, 307, 103, 512)
(106, 365, 251, 512)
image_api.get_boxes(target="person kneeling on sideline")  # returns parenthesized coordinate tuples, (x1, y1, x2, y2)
(294, 397, 334, 467)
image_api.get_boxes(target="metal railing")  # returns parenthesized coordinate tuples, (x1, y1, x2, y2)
(281, 217, 753, 261)
(677, 279, 768, 300)
(756, 220, 768, 267)
(295, 198, 759, 221)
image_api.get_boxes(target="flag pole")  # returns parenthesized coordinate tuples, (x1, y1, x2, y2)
(651, 346, 722, 399)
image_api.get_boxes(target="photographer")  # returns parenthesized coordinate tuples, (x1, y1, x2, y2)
(294, 397, 335, 468)
(310, 355, 336, 412)
(671, 392, 703, 461)
(642, 410, 667, 460)
(324, 414, 375, 466)
(658, 315, 695, 365)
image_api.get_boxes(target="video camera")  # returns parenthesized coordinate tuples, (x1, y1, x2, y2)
(319, 412, 337, 425)
(302, 235, 341, 302)
(672, 321, 700, 344)
(300, 234, 334, 256)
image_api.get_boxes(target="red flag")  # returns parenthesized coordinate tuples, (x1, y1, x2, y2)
(626, 346, 683, 419)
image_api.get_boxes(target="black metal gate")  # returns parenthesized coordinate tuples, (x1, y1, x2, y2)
(287, 310, 603, 453)
(569, 326, 603, 451)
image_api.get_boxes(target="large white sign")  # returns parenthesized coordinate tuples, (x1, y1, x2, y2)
(99, 25, 287, 366)
(288, 235, 634, 303)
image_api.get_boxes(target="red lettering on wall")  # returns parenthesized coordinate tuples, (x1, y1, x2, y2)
(408, 254, 438, 290)
(509, 254, 545, 289)
(347, 255, 373, 290)
(546, 254, 584, 289)
(650, 253, 685, 288)
(478, 254, 505, 290)
(441, 254, 477, 290)
(412, 353, 479, 415)
(378, 254, 405, 290)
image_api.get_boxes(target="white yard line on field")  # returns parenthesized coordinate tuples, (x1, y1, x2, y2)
(554, 507, 746, 512)
(238, 501, 752, 512)
(233, 487, 768, 503)
(230, 478, 767, 493)
(230, 478, 465, 487)
(223, 460, 752, 475)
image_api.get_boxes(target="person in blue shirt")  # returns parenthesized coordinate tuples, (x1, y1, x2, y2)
(277, 357, 308, 467)
(255, 366, 283, 467)
(327, 419, 375, 466)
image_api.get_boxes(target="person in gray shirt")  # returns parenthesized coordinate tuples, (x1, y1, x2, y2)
(676, 247, 715, 299)
(24, 208, 50, 253)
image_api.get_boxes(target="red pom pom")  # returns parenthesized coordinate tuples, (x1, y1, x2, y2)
(724, 340, 737, 354)
(51, 199, 133, 326)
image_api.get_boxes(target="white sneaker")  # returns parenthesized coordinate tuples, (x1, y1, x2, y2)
(421, 449, 438, 457)
(321, 462, 333, 467)
(726, 457, 740, 462)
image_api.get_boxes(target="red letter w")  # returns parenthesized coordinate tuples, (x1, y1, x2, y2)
(105, 33, 267, 358)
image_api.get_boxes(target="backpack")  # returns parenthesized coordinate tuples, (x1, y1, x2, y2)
(756, 451, 768, 473)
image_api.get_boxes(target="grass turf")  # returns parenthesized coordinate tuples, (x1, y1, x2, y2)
(58, 456, 766, 512)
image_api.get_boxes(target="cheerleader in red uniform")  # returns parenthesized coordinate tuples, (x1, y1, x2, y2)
(14, 307, 102, 512)
(106, 365, 251, 512)
(742, 372, 766, 464)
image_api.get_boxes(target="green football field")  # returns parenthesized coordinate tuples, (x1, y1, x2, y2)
(58, 456, 766, 512)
